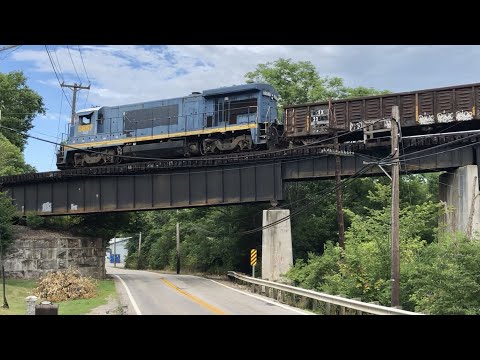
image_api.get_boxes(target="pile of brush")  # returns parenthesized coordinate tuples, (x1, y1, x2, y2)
(34, 268, 97, 302)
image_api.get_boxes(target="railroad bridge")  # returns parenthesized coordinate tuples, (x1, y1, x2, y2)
(1, 131, 479, 230)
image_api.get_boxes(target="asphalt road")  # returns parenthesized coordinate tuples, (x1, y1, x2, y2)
(107, 266, 309, 315)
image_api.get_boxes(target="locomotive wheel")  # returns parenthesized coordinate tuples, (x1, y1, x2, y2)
(114, 147, 123, 164)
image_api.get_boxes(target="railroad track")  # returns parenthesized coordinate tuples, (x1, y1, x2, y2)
(1, 131, 479, 186)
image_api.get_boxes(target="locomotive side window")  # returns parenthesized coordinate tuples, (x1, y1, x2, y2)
(213, 97, 258, 125)
(214, 99, 226, 125)
(229, 98, 257, 124)
(80, 113, 92, 125)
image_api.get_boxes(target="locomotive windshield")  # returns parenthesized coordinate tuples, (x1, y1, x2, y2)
(80, 113, 92, 125)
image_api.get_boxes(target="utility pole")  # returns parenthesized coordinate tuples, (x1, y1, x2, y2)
(331, 100, 345, 249)
(1, 234, 9, 309)
(137, 232, 142, 269)
(113, 237, 117, 268)
(138, 232, 142, 257)
(61, 82, 90, 124)
(176, 210, 180, 274)
(390, 106, 400, 307)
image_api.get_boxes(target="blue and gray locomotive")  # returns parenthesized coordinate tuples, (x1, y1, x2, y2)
(56, 83, 280, 169)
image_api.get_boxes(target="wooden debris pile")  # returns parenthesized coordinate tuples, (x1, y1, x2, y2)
(34, 268, 97, 302)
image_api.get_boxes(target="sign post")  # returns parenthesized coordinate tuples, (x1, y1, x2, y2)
(250, 249, 257, 278)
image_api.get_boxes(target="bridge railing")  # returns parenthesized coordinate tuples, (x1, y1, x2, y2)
(227, 271, 422, 315)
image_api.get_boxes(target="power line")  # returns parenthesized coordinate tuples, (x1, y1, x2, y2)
(180, 164, 377, 238)
(77, 46, 91, 84)
(67, 45, 82, 84)
(0, 123, 351, 166)
(50, 91, 64, 169)
(398, 141, 480, 163)
(44, 46, 73, 109)
(237, 163, 378, 235)
(52, 46, 65, 83)
(396, 121, 464, 154)
(83, 88, 90, 109)
(0, 45, 20, 52)
(0, 45, 21, 60)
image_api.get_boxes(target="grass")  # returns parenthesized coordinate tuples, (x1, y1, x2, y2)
(0, 279, 37, 315)
(0, 278, 117, 315)
(57, 278, 116, 315)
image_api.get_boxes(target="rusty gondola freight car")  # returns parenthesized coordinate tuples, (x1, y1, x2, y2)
(283, 82, 480, 144)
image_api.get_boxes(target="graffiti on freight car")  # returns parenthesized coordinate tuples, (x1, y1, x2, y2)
(418, 114, 435, 125)
(455, 110, 473, 121)
(350, 122, 362, 131)
(311, 108, 329, 123)
(437, 112, 454, 123)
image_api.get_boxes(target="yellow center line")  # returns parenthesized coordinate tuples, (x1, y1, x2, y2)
(159, 277, 226, 315)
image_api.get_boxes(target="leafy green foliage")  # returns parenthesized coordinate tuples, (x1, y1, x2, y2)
(286, 178, 480, 314)
(404, 233, 480, 314)
(26, 213, 45, 229)
(345, 86, 391, 98)
(245, 58, 334, 107)
(0, 133, 36, 175)
(244, 58, 390, 112)
(124, 205, 266, 274)
(0, 191, 16, 255)
(0, 71, 46, 150)
(73, 213, 135, 241)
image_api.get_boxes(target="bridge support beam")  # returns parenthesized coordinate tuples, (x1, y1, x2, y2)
(439, 165, 480, 238)
(261, 209, 293, 281)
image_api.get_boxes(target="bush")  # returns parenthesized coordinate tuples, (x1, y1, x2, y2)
(26, 213, 45, 229)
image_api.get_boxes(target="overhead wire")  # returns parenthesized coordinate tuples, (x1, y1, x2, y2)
(67, 45, 82, 84)
(77, 45, 91, 84)
(44, 45, 73, 109)
(398, 141, 480, 163)
(0, 119, 362, 163)
(1, 123, 357, 170)
(50, 91, 64, 169)
(52, 45, 65, 83)
(234, 163, 379, 235)
(180, 163, 378, 238)
(0, 45, 22, 60)
(134, 132, 480, 237)
(77, 45, 91, 108)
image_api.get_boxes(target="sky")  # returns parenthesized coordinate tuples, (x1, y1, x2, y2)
(1, 45, 480, 172)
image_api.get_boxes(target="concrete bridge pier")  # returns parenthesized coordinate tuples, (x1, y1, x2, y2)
(261, 209, 293, 281)
(439, 165, 480, 238)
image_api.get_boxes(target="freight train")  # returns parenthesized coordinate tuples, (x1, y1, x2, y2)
(56, 82, 480, 169)
(283, 82, 480, 145)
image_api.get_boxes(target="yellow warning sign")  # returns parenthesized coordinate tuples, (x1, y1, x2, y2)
(250, 249, 257, 266)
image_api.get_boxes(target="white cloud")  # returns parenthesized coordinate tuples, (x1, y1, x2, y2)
(12, 45, 480, 109)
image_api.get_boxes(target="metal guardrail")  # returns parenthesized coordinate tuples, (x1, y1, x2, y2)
(227, 271, 422, 315)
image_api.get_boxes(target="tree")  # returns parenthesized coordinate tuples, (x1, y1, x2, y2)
(345, 86, 391, 98)
(0, 133, 36, 175)
(0, 71, 46, 150)
(286, 183, 443, 309)
(0, 192, 16, 308)
(245, 58, 390, 109)
(245, 58, 347, 108)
